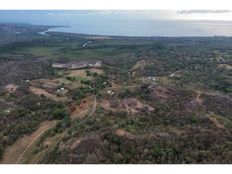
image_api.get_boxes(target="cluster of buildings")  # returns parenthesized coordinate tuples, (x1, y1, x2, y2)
(52, 60, 102, 69)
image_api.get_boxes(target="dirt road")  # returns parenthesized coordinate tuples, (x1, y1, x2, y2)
(89, 95, 97, 116)
(1, 120, 57, 164)
(194, 90, 232, 101)
(1, 95, 97, 164)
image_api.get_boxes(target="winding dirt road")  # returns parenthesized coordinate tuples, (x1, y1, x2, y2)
(1, 95, 97, 164)
(1, 120, 57, 164)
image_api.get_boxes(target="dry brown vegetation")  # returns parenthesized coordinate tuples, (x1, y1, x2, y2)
(29, 86, 69, 102)
(115, 129, 135, 139)
(1, 24, 232, 164)
(69, 95, 94, 119)
(100, 97, 154, 115)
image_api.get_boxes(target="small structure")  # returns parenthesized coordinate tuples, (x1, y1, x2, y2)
(106, 89, 114, 95)
(147, 76, 156, 81)
(5, 84, 17, 92)
(52, 63, 69, 69)
(144, 76, 156, 82)
(88, 60, 102, 67)
(56, 87, 68, 95)
(4, 108, 12, 114)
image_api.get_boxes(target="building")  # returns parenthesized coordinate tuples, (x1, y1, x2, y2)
(145, 76, 156, 81)
(52, 60, 102, 70)
(70, 61, 88, 69)
(88, 60, 102, 67)
(52, 63, 69, 69)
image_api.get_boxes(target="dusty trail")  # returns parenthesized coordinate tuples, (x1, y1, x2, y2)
(1, 95, 97, 164)
(1, 120, 57, 164)
(70, 95, 96, 119)
(107, 84, 141, 91)
(89, 95, 97, 116)
(194, 90, 202, 105)
(194, 90, 232, 101)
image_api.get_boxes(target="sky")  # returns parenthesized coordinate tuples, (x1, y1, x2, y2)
(1, 10, 232, 36)
(0, 0, 232, 10)
(1, 10, 232, 24)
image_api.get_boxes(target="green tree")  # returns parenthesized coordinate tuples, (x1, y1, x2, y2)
(0, 146, 3, 160)
(51, 108, 68, 119)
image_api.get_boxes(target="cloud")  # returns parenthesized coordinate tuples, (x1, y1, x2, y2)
(178, 10, 231, 14)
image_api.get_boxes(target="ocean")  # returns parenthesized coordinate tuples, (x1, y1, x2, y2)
(1, 10, 232, 37)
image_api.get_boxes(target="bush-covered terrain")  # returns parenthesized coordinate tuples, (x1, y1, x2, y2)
(0, 23, 232, 163)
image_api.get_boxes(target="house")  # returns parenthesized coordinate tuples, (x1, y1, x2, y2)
(145, 76, 156, 81)
(56, 87, 68, 96)
(106, 89, 114, 95)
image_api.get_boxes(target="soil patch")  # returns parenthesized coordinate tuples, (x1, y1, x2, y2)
(218, 64, 232, 70)
(208, 116, 225, 129)
(115, 129, 135, 139)
(100, 97, 154, 115)
(30, 86, 68, 101)
(70, 95, 94, 119)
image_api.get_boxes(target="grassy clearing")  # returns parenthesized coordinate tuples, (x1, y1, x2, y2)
(29, 86, 69, 101)
(16, 46, 61, 58)
(11, 38, 148, 60)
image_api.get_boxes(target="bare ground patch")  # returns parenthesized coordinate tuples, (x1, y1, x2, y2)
(217, 64, 232, 70)
(131, 60, 147, 71)
(100, 97, 154, 115)
(188, 90, 203, 108)
(208, 116, 225, 129)
(131, 60, 148, 76)
(115, 129, 135, 139)
(29, 86, 69, 102)
(169, 70, 182, 78)
(5, 84, 18, 93)
(151, 86, 177, 102)
(68, 68, 103, 77)
(19, 133, 64, 164)
(70, 95, 94, 119)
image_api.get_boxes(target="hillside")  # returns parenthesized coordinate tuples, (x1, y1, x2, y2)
(0, 24, 232, 164)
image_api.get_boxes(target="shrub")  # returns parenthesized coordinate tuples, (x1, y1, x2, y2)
(51, 108, 68, 119)
(65, 76, 76, 82)
(0, 146, 3, 160)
